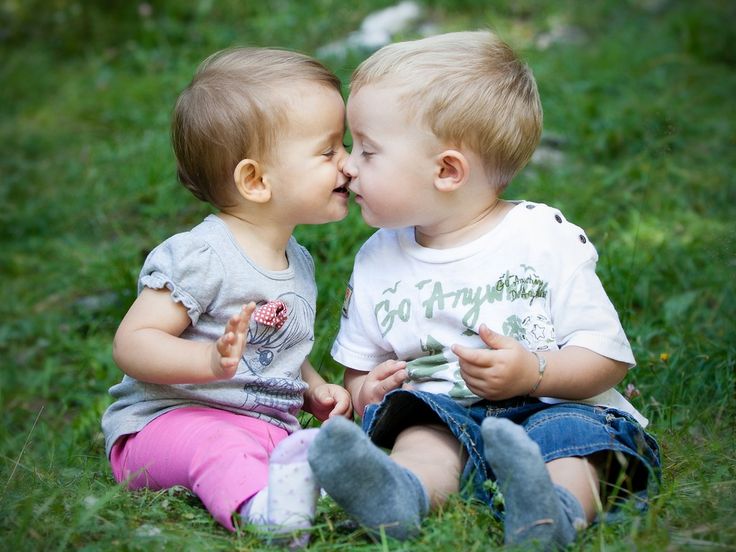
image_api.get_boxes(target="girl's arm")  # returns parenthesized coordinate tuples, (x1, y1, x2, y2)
(112, 287, 254, 384)
(301, 360, 353, 420)
(453, 324, 628, 401)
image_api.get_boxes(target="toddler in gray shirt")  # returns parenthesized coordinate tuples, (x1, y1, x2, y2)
(101, 47, 352, 543)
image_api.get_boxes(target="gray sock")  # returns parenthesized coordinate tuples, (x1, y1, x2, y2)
(555, 484, 586, 534)
(481, 417, 580, 549)
(307, 417, 429, 540)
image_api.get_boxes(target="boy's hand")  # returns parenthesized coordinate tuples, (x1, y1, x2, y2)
(211, 302, 256, 379)
(357, 359, 407, 411)
(304, 383, 353, 421)
(452, 324, 538, 400)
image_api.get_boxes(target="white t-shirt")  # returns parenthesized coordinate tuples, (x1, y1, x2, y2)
(332, 201, 647, 426)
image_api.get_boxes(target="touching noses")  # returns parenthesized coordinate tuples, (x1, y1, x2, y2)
(340, 150, 357, 179)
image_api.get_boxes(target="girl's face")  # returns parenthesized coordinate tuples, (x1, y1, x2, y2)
(342, 84, 443, 230)
(262, 83, 350, 225)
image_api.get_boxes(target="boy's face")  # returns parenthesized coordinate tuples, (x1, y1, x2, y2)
(263, 83, 350, 225)
(343, 84, 442, 229)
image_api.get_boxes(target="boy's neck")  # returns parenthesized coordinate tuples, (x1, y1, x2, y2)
(414, 198, 513, 249)
(217, 211, 293, 271)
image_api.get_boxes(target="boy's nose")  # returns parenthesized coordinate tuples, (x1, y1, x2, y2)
(340, 153, 357, 178)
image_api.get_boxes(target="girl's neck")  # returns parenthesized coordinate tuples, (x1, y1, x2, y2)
(217, 211, 294, 271)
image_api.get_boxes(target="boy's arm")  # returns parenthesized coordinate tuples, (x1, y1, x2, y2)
(453, 324, 628, 401)
(112, 287, 254, 384)
(301, 360, 353, 420)
(344, 361, 407, 418)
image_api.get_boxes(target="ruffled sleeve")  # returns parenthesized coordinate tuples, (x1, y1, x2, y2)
(138, 233, 225, 325)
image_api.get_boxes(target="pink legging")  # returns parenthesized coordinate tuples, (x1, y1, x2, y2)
(110, 406, 289, 531)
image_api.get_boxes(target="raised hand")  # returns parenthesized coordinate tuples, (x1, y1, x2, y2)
(211, 302, 256, 379)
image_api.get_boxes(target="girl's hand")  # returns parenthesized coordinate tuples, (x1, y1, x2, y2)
(211, 302, 256, 379)
(304, 383, 353, 421)
(452, 324, 538, 400)
(356, 359, 407, 411)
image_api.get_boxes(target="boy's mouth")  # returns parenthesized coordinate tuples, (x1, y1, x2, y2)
(333, 185, 349, 195)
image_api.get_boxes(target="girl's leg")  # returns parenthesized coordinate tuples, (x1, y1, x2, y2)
(110, 406, 287, 531)
(252, 427, 321, 538)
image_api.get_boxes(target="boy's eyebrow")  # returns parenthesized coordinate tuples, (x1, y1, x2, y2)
(350, 129, 371, 142)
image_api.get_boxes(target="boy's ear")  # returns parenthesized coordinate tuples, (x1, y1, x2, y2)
(233, 159, 272, 203)
(434, 150, 469, 193)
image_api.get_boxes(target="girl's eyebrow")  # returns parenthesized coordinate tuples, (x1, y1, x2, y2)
(318, 128, 345, 147)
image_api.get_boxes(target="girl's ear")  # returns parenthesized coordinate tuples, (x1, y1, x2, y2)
(233, 159, 272, 203)
(433, 150, 469, 193)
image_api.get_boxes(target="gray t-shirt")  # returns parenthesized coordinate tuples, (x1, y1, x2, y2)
(102, 215, 317, 456)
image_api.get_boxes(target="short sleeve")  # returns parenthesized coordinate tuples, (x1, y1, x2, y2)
(331, 273, 395, 371)
(551, 259, 635, 366)
(138, 233, 225, 325)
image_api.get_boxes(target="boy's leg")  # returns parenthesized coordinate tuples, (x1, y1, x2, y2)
(390, 423, 468, 508)
(481, 417, 584, 549)
(546, 456, 601, 522)
(307, 416, 430, 540)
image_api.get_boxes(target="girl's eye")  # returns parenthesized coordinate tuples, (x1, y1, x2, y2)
(361, 150, 374, 159)
(322, 149, 336, 158)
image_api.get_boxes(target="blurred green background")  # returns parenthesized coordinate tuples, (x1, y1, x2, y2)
(1, 1, 734, 549)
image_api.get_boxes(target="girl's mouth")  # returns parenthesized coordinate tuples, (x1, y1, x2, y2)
(333, 185, 349, 195)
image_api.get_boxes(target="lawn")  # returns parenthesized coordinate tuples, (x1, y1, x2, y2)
(1, 1, 734, 550)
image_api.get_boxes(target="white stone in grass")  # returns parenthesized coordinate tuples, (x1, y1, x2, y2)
(536, 21, 587, 50)
(318, 1, 423, 58)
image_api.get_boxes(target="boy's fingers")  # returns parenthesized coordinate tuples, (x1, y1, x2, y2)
(376, 359, 407, 378)
(452, 343, 483, 362)
(479, 324, 517, 350)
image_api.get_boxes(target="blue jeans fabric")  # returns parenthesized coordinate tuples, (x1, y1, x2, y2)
(362, 389, 661, 515)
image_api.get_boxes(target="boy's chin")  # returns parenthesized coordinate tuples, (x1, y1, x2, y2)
(360, 212, 405, 229)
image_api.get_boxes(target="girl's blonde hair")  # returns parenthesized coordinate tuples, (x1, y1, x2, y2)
(351, 31, 542, 190)
(172, 48, 341, 208)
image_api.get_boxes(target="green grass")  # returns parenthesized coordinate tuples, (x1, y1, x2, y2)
(1, 1, 734, 550)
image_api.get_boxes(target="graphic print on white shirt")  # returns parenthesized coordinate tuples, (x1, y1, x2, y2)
(375, 265, 555, 403)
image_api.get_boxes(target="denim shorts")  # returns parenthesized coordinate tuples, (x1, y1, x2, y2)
(362, 389, 661, 515)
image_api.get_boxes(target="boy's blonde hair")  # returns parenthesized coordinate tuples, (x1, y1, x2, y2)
(351, 31, 542, 190)
(172, 48, 341, 208)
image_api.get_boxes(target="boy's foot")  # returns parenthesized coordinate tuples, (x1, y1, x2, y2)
(307, 417, 429, 540)
(481, 417, 582, 549)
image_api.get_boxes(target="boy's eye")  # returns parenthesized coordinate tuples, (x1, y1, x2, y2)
(322, 149, 336, 158)
(361, 150, 374, 158)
